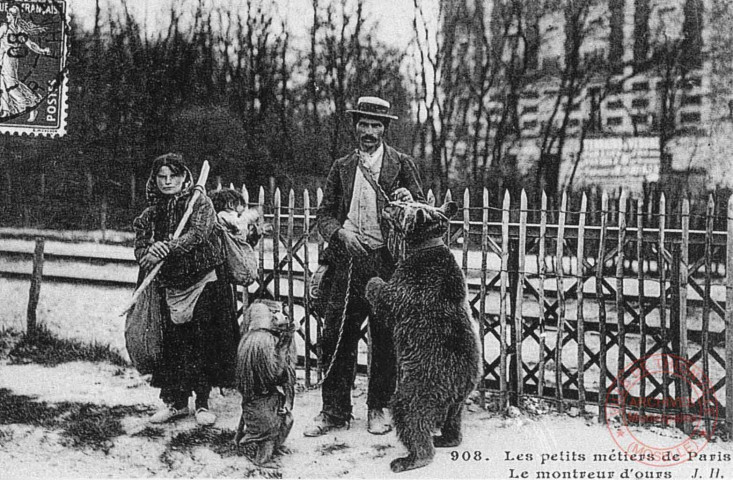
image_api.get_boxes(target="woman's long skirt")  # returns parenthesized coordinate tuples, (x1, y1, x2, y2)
(151, 266, 239, 393)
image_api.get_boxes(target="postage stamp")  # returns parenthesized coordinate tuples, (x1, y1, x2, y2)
(604, 353, 719, 468)
(0, 0, 69, 137)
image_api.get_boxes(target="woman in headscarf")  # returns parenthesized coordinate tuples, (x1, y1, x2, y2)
(132, 153, 239, 426)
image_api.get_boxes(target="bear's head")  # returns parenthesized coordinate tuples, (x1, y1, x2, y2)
(383, 200, 458, 247)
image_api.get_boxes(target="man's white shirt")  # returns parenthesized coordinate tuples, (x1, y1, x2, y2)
(343, 143, 384, 248)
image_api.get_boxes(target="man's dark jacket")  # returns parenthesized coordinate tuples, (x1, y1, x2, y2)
(317, 144, 425, 262)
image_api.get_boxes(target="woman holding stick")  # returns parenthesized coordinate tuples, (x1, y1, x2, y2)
(133, 153, 238, 426)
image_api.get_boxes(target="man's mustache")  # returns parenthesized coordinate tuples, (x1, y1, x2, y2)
(360, 134, 378, 142)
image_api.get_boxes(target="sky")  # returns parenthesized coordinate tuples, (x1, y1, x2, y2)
(68, 0, 421, 51)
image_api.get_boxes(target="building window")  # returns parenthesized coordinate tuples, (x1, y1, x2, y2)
(522, 105, 539, 114)
(680, 112, 701, 123)
(631, 98, 649, 109)
(656, 79, 673, 91)
(608, 82, 623, 94)
(607, 117, 623, 126)
(681, 95, 702, 106)
(541, 56, 562, 74)
(631, 114, 648, 125)
(683, 77, 702, 89)
(489, 108, 503, 117)
(522, 120, 538, 130)
(568, 119, 580, 127)
(632, 81, 649, 91)
(607, 99, 624, 110)
(490, 94, 503, 102)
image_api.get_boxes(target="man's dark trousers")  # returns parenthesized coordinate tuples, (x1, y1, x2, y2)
(320, 245, 396, 422)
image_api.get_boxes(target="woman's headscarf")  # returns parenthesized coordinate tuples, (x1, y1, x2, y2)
(144, 153, 196, 239)
(145, 153, 194, 206)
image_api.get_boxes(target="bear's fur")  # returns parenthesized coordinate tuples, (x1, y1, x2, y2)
(366, 201, 482, 473)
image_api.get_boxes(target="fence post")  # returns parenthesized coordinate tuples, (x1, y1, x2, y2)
(659, 193, 670, 425)
(273, 188, 282, 300)
(26, 237, 45, 340)
(100, 197, 108, 240)
(678, 198, 691, 435)
(499, 190, 510, 409)
(725, 195, 733, 440)
(554, 190, 568, 412)
(615, 191, 628, 408)
(316, 187, 324, 383)
(130, 174, 136, 207)
(538, 191, 548, 398)
(701, 195, 714, 438)
(576, 193, 587, 411)
(597, 191, 609, 423)
(508, 202, 519, 405)
(287, 190, 295, 366)
(515, 190, 527, 404)
(303, 190, 312, 387)
(257, 187, 266, 296)
(637, 198, 647, 426)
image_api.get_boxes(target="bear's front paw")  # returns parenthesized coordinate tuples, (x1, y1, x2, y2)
(365, 277, 386, 306)
(390, 455, 432, 473)
(433, 434, 461, 448)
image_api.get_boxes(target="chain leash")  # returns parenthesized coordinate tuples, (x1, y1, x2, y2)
(316, 256, 354, 386)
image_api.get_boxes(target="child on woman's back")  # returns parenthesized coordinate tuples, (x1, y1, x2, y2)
(209, 188, 262, 247)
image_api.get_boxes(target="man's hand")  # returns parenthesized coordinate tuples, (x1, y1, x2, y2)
(338, 229, 368, 257)
(148, 241, 170, 259)
(391, 188, 413, 202)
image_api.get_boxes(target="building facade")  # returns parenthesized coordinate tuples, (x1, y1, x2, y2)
(446, 0, 733, 196)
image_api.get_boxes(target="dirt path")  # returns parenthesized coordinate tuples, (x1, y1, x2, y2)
(2, 358, 733, 479)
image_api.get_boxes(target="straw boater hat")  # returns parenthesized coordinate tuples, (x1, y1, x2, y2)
(347, 96, 399, 122)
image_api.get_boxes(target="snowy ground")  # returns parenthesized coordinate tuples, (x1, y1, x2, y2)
(3, 359, 733, 480)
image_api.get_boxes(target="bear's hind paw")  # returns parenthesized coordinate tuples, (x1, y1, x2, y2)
(390, 455, 432, 473)
(433, 435, 461, 448)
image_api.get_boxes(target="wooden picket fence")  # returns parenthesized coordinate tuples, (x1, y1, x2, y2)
(232, 183, 733, 440)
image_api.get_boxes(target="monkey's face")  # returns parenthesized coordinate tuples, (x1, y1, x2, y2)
(244, 300, 292, 333)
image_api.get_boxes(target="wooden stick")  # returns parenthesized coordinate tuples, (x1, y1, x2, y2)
(121, 161, 211, 315)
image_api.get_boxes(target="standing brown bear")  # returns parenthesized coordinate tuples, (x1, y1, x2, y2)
(365, 200, 482, 473)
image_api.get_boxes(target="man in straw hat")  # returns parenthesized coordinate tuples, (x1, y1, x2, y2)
(304, 96, 425, 437)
